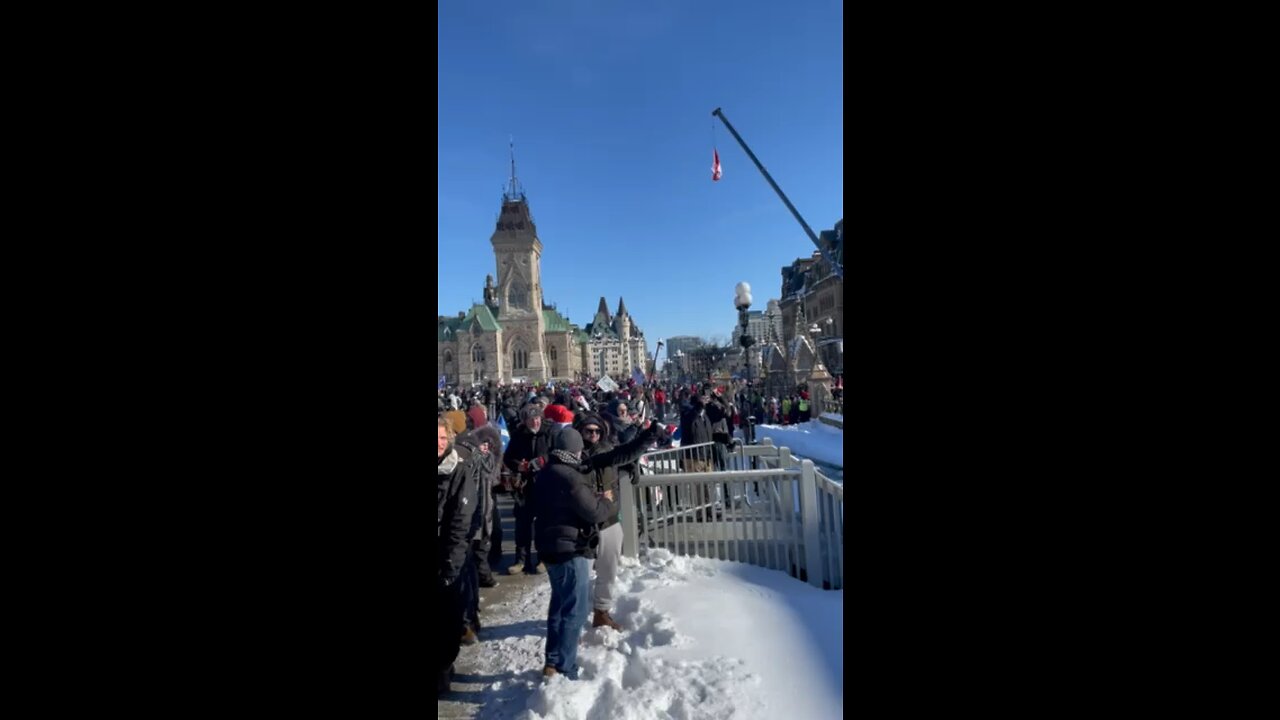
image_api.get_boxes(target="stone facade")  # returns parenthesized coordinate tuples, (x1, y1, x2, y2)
(763, 218, 844, 386)
(583, 296, 648, 380)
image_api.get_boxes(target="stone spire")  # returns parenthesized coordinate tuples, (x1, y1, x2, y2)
(597, 296, 610, 318)
(493, 137, 537, 236)
(616, 297, 628, 316)
(504, 135, 525, 202)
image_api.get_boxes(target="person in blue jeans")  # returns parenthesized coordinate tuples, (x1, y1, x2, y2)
(531, 427, 618, 680)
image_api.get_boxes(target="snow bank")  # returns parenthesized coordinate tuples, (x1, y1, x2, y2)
(754, 420, 844, 468)
(466, 549, 843, 719)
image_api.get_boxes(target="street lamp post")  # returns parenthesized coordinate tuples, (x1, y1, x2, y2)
(735, 282, 756, 445)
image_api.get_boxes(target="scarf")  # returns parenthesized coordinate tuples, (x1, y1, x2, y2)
(551, 449, 580, 466)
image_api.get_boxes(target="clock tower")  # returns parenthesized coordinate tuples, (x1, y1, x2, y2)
(491, 142, 547, 381)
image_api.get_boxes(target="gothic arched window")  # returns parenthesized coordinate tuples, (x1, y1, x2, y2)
(512, 344, 528, 371)
(472, 344, 485, 364)
(508, 281, 529, 311)
(549, 346, 558, 376)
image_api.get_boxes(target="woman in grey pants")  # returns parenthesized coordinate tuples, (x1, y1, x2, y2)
(574, 412, 660, 629)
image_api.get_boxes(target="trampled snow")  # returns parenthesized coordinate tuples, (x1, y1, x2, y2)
(463, 549, 843, 719)
(753, 420, 844, 469)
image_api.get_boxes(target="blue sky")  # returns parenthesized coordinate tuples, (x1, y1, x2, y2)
(438, 0, 843, 360)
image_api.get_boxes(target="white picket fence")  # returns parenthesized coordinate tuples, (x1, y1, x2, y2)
(620, 440, 844, 590)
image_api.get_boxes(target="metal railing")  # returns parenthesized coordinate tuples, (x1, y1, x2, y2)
(622, 440, 844, 590)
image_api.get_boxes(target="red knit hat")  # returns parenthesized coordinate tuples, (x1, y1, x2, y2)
(544, 404, 575, 424)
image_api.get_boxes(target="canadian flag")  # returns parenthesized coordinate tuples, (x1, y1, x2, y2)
(712, 148, 722, 182)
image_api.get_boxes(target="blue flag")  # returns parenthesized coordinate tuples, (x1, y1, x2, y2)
(494, 414, 510, 452)
(632, 367, 645, 386)
(438, 374, 446, 390)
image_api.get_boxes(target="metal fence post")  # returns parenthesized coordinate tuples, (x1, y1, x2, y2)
(798, 459, 823, 588)
(621, 477, 639, 558)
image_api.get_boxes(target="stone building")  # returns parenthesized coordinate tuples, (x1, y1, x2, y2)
(756, 219, 844, 395)
(437, 162, 645, 386)
(583, 296, 648, 380)
(437, 168, 590, 385)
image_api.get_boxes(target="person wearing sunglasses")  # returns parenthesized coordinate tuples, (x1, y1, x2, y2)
(572, 412, 661, 631)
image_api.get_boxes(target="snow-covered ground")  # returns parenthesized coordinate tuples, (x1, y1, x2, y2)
(753, 420, 844, 470)
(466, 549, 843, 719)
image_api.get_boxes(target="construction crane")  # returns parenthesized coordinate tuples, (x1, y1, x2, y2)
(712, 107, 842, 279)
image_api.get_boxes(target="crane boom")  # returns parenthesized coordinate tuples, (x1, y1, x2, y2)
(712, 107, 842, 279)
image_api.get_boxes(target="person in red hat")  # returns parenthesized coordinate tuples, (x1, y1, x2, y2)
(544, 402, 575, 428)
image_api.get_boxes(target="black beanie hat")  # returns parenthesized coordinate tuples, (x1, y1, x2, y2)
(553, 427, 584, 454)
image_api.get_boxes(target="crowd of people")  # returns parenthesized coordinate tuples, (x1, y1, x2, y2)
(435, 376, 832, 695)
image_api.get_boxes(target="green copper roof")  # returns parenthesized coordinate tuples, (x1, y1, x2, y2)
(440, 304, 502, 339)
(465, 304, 502, 332)
(438, 316, 463, 340)
(542, 308, 571, 332)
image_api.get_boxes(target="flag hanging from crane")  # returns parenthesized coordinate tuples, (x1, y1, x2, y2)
(712, 149, 722, 181)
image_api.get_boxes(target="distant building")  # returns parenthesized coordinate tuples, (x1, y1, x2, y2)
(583, 296, 648, 380)
(664, 336, 703, 360)
(731, 300, 784, 348)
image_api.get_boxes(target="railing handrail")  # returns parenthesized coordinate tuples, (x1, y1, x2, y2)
(622, 443, 843, 591)
(634, 468, 799, 484)
(816, 475, 843, 499)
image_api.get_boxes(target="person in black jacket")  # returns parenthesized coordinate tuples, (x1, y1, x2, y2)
(679, 388, 727, 466)
(678, 388, 728, 516)
(437, 419, 480, 695)
(504, 403, 554, 574)
(531, 428, 618, 680)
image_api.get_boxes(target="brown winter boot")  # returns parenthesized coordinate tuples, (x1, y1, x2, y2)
(543, 665, 558, 679)
(507, 553, 528, 575)
(460, 626, 478, 645)
(592, 609, 622, 631)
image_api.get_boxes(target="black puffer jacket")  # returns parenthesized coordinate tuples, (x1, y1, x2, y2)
(531, 455, 618, 563)
(437, 444, 479, 582)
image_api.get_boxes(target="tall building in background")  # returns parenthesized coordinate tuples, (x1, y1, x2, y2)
(437, 155, 593, 385)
